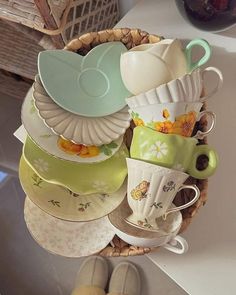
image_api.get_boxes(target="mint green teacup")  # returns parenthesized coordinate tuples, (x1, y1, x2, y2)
(130, 126, 218, 179)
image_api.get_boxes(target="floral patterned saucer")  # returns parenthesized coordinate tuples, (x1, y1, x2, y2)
(22, 88, 123, 163)
(24, 196, 115, 257)
(23, 136, 128, 195)
(20, 157, 127, 222)
(33, 75, 131, 146)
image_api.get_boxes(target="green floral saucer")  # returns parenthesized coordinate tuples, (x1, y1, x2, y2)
(38, 42, 130, 117)
(20, 157, 127, 222)
(23, 136, 129, 195)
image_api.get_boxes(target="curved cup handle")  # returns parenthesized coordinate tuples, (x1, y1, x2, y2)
(193, 110, 216, 140)
(166, 184, 200, 216)
(185, 38, 212, 72)
(162, 235, 189, 254)
(188, 145, 219, 179)
(200, 66, 223, 101)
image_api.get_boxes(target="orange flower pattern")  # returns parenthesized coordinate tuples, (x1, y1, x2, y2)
(172, 111, 197, 137)
(154, 121, 173, 134)
(132, 109, 197, 137)
(57, 137, 99, 158)
(57, 137, 118, 158)
(162, 109, 170, 119)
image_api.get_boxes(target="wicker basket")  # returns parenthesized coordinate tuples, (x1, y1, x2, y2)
(0, 0, 120, 48)
(65, 28, 208, 257)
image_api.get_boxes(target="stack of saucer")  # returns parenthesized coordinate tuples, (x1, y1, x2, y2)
(20, 42, 132, 257)
(107, 38, 222, 253)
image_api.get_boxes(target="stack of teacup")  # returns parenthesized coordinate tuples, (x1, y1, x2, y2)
(118, 39, 222, 235)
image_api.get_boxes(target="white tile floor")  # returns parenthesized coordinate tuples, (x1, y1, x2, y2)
(0, 92, 187, 295)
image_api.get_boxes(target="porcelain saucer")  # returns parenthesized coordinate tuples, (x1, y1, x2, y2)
(22, 88, 123, 163)
(24, 196, 115, 257)
(33, 75, 131, 146)
(38, 42, 130, 117)
(108, 198, 183, 248)
(20, 157, 127, 222)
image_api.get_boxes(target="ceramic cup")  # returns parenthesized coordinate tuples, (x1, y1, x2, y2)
(125, 158, 200, 230)
(109, 198, 188, 254)
(120, 38, 211, 95)
(126, 66, 223, 107)
(130, 126, 218, 179)
(129, 101, 215, 138)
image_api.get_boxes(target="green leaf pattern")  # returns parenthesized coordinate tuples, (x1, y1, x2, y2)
(99, 142, 118, 156)
(32, 173, 43, 188)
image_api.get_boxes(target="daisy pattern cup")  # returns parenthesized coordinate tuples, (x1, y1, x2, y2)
(120, 38, 211, 95)
(129, 101, 216, 139)
(125, 158, 200, 231)
(130, 126, 219, 179)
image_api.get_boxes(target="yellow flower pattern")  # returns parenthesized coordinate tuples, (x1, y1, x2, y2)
(132, 109, 197, 137)
(162, 109, 170, 119)
(57, 137, 99, 157)
(154, 121, 173, 134)
(131, 180, 150, 201)
(172, 111, 197, 137)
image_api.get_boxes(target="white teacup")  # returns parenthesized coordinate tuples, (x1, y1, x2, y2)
(126, 66, 223, 107)
(125, 158, 200, 231)
(129, 101, 216, 139)
(109, 198, 188, 254)
(120, 38, 212, 95)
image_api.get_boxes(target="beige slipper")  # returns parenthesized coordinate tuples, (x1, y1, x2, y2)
(108, 262, 141, 295)
(71, 256, 108, 295)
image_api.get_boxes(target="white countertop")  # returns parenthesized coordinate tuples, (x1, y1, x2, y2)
(116, 1, 236, 294)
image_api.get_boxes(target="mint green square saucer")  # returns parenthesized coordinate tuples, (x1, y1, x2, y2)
(38, 42, 130, 117)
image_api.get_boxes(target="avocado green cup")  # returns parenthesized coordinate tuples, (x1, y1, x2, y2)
(130, 126, 218, 179)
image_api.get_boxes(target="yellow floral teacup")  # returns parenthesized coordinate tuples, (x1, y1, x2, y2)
(129, 102, 215, 139)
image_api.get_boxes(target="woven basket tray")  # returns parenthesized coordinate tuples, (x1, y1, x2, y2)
(65, 28, 208, 257)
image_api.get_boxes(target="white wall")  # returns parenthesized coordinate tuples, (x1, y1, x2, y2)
(119, 0, 140, 17)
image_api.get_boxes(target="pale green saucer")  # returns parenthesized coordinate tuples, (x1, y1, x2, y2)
(19, 157, 127, 222)
(38, 42, 130, 117)
(23, 136, 129, 195)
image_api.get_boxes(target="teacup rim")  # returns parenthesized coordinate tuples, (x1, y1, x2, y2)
(128, 101, 203, 111)
(126, 157, 189, 177)
(125, 66, 203, 103)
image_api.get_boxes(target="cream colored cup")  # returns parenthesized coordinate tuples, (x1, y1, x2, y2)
(125, 158, 200, 231)
(129, 101, 216, 139)
(121, 38, 212, 95)
(126, 66, 223, 107)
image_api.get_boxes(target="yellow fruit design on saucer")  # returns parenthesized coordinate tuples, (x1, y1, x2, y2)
(57, 137, 99, 158)
(131, 180, 150, 201)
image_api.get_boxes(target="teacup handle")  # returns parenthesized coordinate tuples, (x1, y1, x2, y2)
(188, 145, 219, 179)
(162, 235, 189, 254)
(200, 67, 223, 101)
(185, 38, 212, 72)
(165, 184, 200, 215)
(193, 111, 216, 140)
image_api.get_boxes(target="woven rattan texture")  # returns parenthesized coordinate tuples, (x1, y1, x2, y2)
(0, 0, 119, 48)
(0, 0, 45, 28)
(0, 19, 43, 79)
(67, 28, 208, 257)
